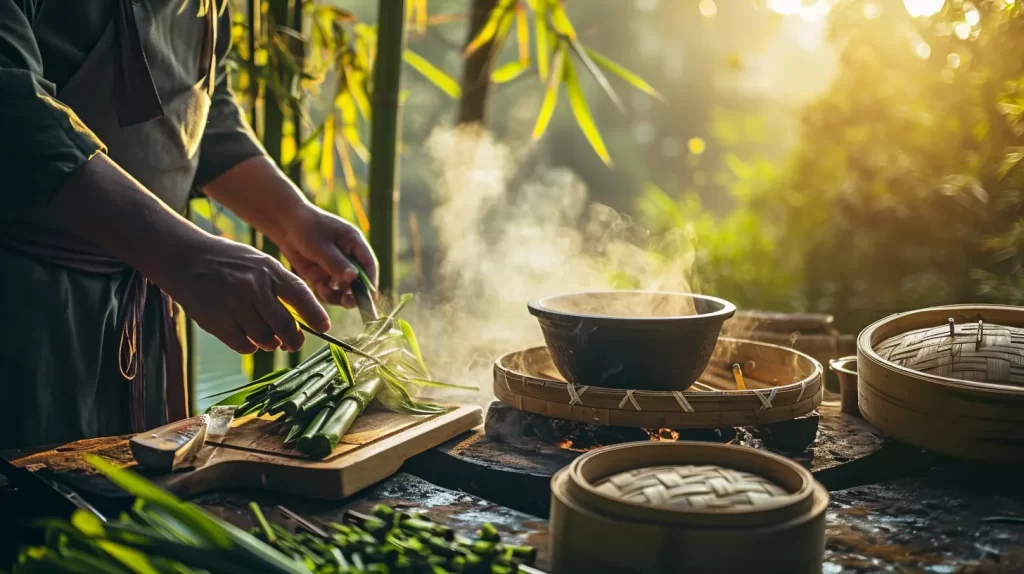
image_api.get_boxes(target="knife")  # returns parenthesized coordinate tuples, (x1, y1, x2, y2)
(129, 406, 235, 473)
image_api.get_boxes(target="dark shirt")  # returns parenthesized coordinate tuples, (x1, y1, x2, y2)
(0, 0, 265, 214)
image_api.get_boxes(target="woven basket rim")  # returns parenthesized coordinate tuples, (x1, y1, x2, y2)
(494, 338, 823, 399)
(858, 304, 1024, 395)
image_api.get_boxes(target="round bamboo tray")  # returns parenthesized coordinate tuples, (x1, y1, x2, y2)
(494, 338, 823, 428)
(549, 441, 828, 573)
(857, 304, 1024, 463)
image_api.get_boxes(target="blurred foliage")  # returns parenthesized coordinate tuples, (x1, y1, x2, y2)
(639, 0, 1024, 332)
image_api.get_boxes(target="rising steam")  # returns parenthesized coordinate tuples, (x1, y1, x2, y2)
(403, 126, 701, 406)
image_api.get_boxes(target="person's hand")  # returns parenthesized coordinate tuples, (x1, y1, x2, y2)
(275, 204, 378, 308)
(149, 235, 330, 354)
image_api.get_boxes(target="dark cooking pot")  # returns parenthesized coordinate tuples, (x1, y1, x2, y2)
(528, 291, 736, 391)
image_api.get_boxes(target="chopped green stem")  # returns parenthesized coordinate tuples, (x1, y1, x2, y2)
(248, 503, 276, 545)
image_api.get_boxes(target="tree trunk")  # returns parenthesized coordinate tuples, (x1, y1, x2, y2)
(368, 0, 408, 295)
(457, 0, 499, 125)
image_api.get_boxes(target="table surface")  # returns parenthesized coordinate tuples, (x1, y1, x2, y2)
(2, 400, 1023, 573)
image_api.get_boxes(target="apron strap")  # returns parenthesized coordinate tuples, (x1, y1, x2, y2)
(114, 0, 165, 127)
(118, 273, 188, 432)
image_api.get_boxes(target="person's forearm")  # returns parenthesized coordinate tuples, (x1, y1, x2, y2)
(202, 156, 310, 245)
(42, 153, 212, 277)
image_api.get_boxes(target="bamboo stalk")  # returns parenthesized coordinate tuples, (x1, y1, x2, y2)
(368, 0, 408, 295)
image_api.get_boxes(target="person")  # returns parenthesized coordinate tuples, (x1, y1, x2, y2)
(0, 0, 377, 449)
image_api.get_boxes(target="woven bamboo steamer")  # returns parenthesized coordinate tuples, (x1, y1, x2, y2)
(549, 441, 828, 574)
(857, 304, 1024, 463)
(493, 338, 823, 428)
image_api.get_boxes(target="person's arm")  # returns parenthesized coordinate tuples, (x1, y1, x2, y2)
(0, 0, 104, 213)
(195, 4, 377, 306)
(46, 155, 330, 354)
(0, 3, 327, 353)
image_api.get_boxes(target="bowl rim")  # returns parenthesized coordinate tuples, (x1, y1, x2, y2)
(828, 355, 857, 376)
(528, 290, 737, 322)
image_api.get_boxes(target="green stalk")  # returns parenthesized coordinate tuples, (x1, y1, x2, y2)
(302, 377, 384, 458)
(276, 364, 338, 417)
(368, 0, 408, 295)
(265, 360, 335, 414)
(295, 405, 334, 453)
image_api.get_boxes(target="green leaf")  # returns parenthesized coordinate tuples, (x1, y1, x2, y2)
(584, 47, 663, 101)
(549, 2, 577, 39)
(563, 54, 612, 166)
(397, 319, 430, 376)
(403, 51, 461, 98)
(406, 377, 478, 391)
(209, 380, 274, 408)
(999, 148, 1024, 180)
(532, 47, 564, 140)
(84, 456, 233, 550)
(330, 344, 355, 384)
(491, 60, 529, 84)
(533, 1, 549, 81)
(462, 1, 509, 57)
(567, 39, 623, 112)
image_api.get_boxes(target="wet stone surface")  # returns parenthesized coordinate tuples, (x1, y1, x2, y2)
(824, 463, 1024, 573)
(194, 473, 551, 571)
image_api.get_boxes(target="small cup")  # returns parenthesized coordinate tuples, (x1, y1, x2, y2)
(829, 355, 860, 417)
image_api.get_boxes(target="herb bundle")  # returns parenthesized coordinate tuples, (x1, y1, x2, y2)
(7, 456, 308, 574)
(208, 294, 475, 459)
(248, 504, 538, 573)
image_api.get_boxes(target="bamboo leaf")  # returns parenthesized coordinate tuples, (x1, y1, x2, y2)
(319, 115, 335, 185)
(515, 3, 530, 65)
(491, 60, 529, 84)
(568, 39, 623, 113)
(549, 2, 577, 39)
(402, 51, 461, 98)
(564, 55, 612, 166)
(335, 138, 357, 190)
(532, 47, 564, 140)
(397, 319, 429, 376)
(337, 92, 369, 162)
(344, 67, 372, 121)
(84, 456, 233, 550)
(330, 344, 355, 385)
(209, 380, 274, 408)
(534, 1, 549, 81)
(462, 2, 508, 57)
(584, 47, 664, 101)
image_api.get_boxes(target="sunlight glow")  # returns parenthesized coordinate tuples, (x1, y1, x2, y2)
(954, 21, 971, 39)
(699, 0, 718, 18)
(963, 2, 980, 26)
(903, 0, 945, 17)
(766, 0, 833, 21)
(915, 41, 932, 59)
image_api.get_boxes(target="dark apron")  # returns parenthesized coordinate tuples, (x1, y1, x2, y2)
(0, 0, 216, 449)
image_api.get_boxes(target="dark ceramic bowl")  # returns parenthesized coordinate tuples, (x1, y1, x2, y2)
(527, 291, 736, 391)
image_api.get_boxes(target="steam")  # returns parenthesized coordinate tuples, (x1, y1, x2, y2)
(404, 126, 701, 406)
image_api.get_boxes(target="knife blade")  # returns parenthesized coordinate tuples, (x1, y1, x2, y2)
(129, 406, 234, 473)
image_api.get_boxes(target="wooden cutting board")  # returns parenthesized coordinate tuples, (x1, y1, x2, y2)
(145, 405, 482, 500)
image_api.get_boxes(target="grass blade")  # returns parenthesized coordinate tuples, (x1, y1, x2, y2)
(396, 319, 430, 377)
(515, 3, 529, 65)
(462, 1, 509, 57)
(403, 51, 461, 98)
(330, 344, 355, 384)
(584, 46, 664, 101)
(532, 46, 564, 140)
(568, 38, 624, 113)
(549, 2, 577, 39)
(533, 0, 549, 81)
(491, 60, 529, 84)
(202, 369, 290, 400)
(564, 54, 612, 166)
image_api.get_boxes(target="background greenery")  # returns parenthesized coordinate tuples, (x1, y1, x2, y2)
(190, 0, 1024, 408)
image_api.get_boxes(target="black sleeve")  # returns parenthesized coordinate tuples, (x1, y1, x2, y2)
(192, 1, 266, 189)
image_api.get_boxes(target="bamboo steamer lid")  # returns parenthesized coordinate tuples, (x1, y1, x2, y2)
(549, 442, 828, 574)
(857, 304, 1024, 463)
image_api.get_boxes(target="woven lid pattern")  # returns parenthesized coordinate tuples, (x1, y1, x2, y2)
(594, 464, 788, 509)
(875, 321, 1024, 386)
